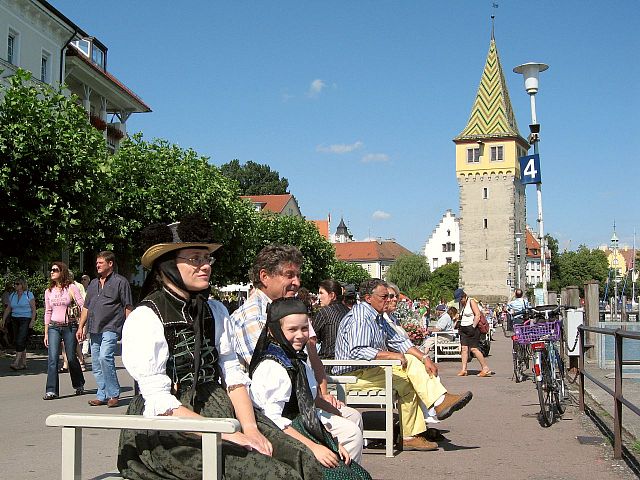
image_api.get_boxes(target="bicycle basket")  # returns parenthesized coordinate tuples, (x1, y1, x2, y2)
(513, 321, 561, 345)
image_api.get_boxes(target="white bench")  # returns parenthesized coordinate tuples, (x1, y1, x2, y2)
(431, 330, 462, 362)
(46, 413, 240, 480)
(323, 359, 401, 457)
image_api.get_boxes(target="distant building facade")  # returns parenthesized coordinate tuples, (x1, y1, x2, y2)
(423, 210, 460, 271)
(453, 31, 528, 303)
(332, 217, 353, 243)
(334, 240, 412, 280)
(525, 228, 550, 287)
(1, 0, 151, 152)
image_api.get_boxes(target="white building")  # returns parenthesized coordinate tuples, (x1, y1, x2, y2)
(423, 210, 460, 271)
(1, 0, 151, 152)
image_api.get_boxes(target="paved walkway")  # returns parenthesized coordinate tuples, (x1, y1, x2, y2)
(0, 333, 638, 479)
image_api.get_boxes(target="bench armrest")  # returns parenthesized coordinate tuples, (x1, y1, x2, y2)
(327, 375, 357, 385)
(321, 359, 401, 367)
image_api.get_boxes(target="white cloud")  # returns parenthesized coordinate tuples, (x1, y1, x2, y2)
(307, 79, 326, 97)
(372, 210, 391, 220)
(362, 153, 390, 163)
(316, 141, 364, 154)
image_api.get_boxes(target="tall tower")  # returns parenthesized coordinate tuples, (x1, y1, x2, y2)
(453, 30, 528, 303)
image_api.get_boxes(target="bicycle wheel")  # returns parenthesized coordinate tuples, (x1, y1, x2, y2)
(513, 343, 527, 383)
(554, 349, 567, 415)
(537, 355, 555, 427)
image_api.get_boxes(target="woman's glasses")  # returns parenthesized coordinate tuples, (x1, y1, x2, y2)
(176, 254, 216, 267)
(50, 267, 60, 273)
(388, 294, 399, 300)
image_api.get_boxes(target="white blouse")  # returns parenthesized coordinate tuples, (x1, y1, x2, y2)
(121, 299, 250, 417)
(249, 357, 318, 430)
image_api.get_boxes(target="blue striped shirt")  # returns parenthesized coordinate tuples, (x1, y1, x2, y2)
(332, 301, 413, 375)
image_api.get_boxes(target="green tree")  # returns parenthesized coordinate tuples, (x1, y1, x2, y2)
(385, 254, 430, 293)
(0, 69, 108, 266)
(328, 260, 371, 286)
(552, 245, 609, 294)
(545, 234, 560, 288)
(255, 213, 334, 288)
(428, 262, 459, 295)
(102, 135, 260, 284)
(220, 159, 289, 195)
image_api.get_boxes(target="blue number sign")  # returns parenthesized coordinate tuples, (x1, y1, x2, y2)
(519, 154, 542, 184)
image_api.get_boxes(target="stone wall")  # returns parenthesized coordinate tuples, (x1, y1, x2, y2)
(458, 173, 526, 303)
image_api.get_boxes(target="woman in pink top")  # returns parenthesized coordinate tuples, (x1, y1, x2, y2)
(43, 261, 86, 400)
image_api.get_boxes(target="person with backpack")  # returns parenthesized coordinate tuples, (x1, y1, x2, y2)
(454, 288, 492, 377)
(2, 278, 36, 370)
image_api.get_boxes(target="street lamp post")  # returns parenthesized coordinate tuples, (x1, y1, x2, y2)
(514, 62, 549, 304)
(515, 232, 523, 290)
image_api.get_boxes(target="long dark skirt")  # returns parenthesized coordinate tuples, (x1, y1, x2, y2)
(118, 383, 322, 480)
(291, 418, 371, 480)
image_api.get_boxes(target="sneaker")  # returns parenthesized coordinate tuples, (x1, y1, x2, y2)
(43, 392, 57, 400)
(435, 392, 473, 421)
(75, 387, 85, 396)
(402, 436, 438, 451)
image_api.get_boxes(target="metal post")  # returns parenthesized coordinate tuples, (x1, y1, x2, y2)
(578, 326, 585, 412)
(530, 94, 547, 304)
(614, 330, 623, 459)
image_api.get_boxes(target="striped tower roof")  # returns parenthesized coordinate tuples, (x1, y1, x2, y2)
(454, 37, 525, 142)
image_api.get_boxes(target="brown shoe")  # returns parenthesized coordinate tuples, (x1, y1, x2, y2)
(88, 399, 107, 406)
(402, 436, 438, 451)
(435, 392, 473, 421)
(107, 397, 119, 408)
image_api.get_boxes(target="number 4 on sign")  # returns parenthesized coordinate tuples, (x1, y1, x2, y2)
(519, 154, 542, 184)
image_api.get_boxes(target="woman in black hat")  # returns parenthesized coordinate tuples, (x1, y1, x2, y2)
(117, 214, 321, 479)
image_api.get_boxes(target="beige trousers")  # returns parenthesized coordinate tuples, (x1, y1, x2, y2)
(319, 405, 364, 462)
(349, 354, 447, 437)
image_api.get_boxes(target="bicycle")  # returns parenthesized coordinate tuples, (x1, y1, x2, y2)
(513, 306, 567, 427)
(504, 311, 529, 383)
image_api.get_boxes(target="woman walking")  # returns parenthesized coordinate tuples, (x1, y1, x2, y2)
(43, 262, 86, 399)
(2, 278, 36, 370)
(454, 288, 492, 377)
(117, 214, 320, 479)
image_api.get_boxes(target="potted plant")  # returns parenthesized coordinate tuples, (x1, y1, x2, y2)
(89, 113, 107, 131)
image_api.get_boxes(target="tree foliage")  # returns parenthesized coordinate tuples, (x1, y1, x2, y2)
(549, 245, 609, 293)
(220, 159, 289, 195)
(102, 135, 259, 284)
(406, 262, 459, 303)
(0, 69, 108, 265)
(329, 260, 371, 286)
(385, 254, 430, 293)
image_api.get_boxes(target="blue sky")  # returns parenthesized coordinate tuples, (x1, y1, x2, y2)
(51, 1, 639, 253)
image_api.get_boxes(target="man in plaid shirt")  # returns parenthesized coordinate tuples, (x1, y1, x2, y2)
(230, 244, 364, 460)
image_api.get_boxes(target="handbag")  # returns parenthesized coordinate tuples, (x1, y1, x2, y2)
(66, 287, 81, 323)
(477, 312, 490, 334)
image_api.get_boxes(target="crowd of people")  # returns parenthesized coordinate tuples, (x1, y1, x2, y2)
(1, 213, 545, 478)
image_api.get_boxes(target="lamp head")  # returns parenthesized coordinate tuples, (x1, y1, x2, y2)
(513, 62, 549, 94)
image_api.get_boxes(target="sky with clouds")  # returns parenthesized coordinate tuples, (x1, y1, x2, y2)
(51, 1, 639, 253)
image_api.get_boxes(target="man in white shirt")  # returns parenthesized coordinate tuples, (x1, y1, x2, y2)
(422, 305, 455, 356)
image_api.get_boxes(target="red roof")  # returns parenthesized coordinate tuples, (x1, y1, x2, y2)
(240, 194, 294, 214)
(66, 46, 151, 112)
(310, 220, 329, 240)
(334, 241, 412, 262)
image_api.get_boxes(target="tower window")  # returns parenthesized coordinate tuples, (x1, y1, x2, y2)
(483, 187, 488, 199)
(490, 145, 504, 161)
(467, 147, 480, 163)
(7, 30, 18, 65)
(485, 249, 488, 260)
(483, 218, 488, 229)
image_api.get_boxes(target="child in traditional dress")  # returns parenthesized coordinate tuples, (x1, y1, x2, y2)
(249, 298, 371, 479)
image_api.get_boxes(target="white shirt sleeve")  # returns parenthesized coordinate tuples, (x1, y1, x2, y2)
(249, 360, 293, 430)
(121, 306, 181, 417)
(208, 300, 251, 388)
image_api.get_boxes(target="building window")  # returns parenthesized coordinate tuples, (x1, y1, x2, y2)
(41, 51, 51, 83)
(490, 145, 504, 161)
(483, 218, 488, 229)
(447, 229, 450, 237)
(91, 45, 105, 69)
(467, 147, 480, 163)
(485, 249, 488, 260)
(72, 39, 90, 56)
(433, 258, 439, 269)
(7, 30, 18, 65)
(442, 242, 456, 253)
(446, 257, 452, 264)
(483, 187, 488, 199)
